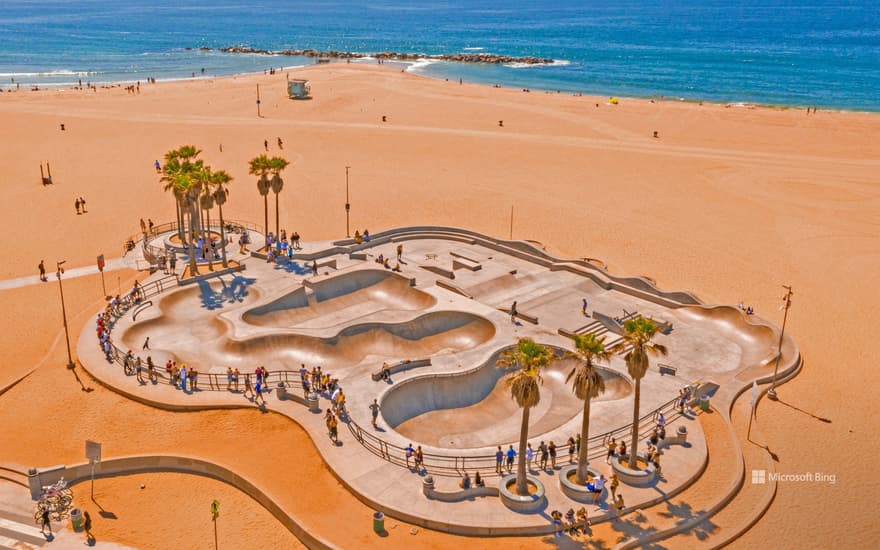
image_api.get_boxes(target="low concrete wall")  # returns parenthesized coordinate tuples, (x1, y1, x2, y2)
(28, 455, 336, 550)
(422, 476, 499, 502)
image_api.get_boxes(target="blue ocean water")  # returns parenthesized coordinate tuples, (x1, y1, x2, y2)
(1, 0, 878, 110)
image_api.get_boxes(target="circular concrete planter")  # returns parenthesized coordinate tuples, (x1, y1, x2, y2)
(611, 455, 657, 487)
(558, 464, 608, 503)
(499, 473, 545, 512)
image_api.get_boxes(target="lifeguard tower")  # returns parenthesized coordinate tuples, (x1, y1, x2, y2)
(287, 79, 311, 99)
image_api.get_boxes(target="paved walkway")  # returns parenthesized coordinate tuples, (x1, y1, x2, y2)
(0, 256, 132, 291)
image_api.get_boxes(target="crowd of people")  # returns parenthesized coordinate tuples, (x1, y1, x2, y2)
(264, 229, 302, 263)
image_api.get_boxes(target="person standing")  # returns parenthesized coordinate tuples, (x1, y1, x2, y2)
(83, 510, 93, 542)
(75, 198, 81, 214)
(405, 443, 414, 468)
(396, 244, 403, 261)
(154, 160, 161, 173)
(549, 440, 557, 469)
(39, 508, 51, 536)
(226, 367, 234, 391)
(38, 260, 47, 282)
(277, 137, 283, 149)
(526, 442, 534, 470)
(264, 139, 269, 151)
(243, 374, 253, 399)
(142, 336, 150, 350)
(539, 441, 549, 470)
(328, 413, 338, 442)
(495, 446, 503, 474)
(568, 437, 576, 464)
(510, 301, 518, 323)
(233, 368, 241, 392)
(582, 298, 589, 316)
(79, 197, 86, 213)
(505, 445, 516, 474)
(369, 399, 380, 428)
(311, 259, 318, 276)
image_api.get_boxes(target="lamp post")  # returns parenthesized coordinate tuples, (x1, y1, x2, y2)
(345, 166, 351, 238)
(56, 260, 75, 369)
(767, 285, 793, 401)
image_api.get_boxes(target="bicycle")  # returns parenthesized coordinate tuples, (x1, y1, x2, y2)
(34, 478, 74, 523)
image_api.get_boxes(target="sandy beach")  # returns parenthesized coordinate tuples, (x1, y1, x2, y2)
(0, 63, 878, 548)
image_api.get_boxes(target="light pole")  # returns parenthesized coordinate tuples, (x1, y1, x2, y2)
(767, 285, 793, 401)
(345, 166, 351, 238)
(56, 260, 75, 370)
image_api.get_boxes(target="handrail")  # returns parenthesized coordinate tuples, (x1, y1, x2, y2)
(346, 393, 682, 478)
(122, 219, 265, 266)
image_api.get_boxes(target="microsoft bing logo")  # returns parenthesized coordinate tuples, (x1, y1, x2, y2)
(751, 470, 766, 484)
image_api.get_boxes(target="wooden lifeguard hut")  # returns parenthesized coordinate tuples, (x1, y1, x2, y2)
(287, 78, 311, 99)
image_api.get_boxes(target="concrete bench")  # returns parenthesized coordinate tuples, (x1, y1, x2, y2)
(658, 425, 689, 449)
(422, 476, 499, 502)
(449, 251, 481, 263)
(452, 257, 482, 271)
(371, 358, 432, 381)
(497, 307, 539, 325)
(436, 279, 474, 299)
(658, 363, 677, 376)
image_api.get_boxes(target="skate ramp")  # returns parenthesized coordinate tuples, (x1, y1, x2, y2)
(243, 269, 435, 328)
(385, 349, 631, 449)
(222, 311, 493, 370)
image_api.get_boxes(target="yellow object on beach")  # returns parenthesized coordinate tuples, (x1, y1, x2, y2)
(609, 97, 619, 104)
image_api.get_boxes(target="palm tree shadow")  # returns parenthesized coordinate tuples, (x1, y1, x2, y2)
(274, 260, 311, 275)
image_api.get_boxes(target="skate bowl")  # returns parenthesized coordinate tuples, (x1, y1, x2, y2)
(383, 347, 632, 449)
(243, 269, 436, 328)
(225, 311, 495, 368)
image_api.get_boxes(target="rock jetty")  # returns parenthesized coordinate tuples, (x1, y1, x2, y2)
(199, 46, 554, 65)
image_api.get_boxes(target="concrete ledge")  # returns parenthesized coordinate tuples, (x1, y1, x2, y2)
(422, 476, 499, 502)
(497, 307, 538, 325)
(370, 358, 432, 381)
(421, 264, 455, 279)
(558, 464, 608, 503)
(452, 257, 482, 271)
(435, 279, 474, 299)
(611, 455, 657, 487)
(498, 474, 546, 512)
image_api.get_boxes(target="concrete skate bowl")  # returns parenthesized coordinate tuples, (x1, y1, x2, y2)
(121, 279, 260, 361)
(384, 348, 632, 449)
(222, 311, 495, 370)
(242, 269, 436, 328)
(676, 305, 784, 371)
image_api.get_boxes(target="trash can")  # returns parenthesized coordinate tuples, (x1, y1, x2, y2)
(70, 508, 83, 531)
(699, 397, 710, 412)
(372, 511, 385, 533)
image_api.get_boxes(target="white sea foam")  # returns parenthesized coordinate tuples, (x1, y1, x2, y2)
(504, 59, 570, 69)
(0, 70, 96, 77)
(463, 47, 484, 51)
(404, 58, 439, 73)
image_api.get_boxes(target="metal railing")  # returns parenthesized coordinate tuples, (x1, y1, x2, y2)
(121, 219, 265, 266)
(347, 394, 682, 478)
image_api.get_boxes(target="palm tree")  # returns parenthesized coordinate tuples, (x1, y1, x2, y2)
(211, 170, 233, 268)
(248, 155, 272, 241)
(198, 168, 215, 272)
(496, 337, 554, 495)
(268, 156, 290, 238)
(565, 333, 609, 484)
(160, 145, 202, 243)
(612, 317, 668, 469)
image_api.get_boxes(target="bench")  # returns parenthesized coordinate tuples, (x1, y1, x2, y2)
(422, 476, 499, 502)
(658, 363, 677, 376)
(436, 279, 474, 299)
(424, 253, 438, 261)
(371, 358, 432, 381)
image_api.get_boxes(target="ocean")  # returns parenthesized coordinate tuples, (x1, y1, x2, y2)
(1, 0, 878, 110)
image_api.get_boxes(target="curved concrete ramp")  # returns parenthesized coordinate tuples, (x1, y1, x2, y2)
(226, 311, 494, 368)
(243, 269, 435, 328)
(386, 350, 631, 449)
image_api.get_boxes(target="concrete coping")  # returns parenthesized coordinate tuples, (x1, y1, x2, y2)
(370, 358, 432, 381)
(611, 455, 657, 487)
(498, 473, 546, 512)
(558, 464, 609, 503)
(422, 476, 500, 502)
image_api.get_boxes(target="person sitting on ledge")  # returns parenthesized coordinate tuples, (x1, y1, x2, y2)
(460, 471, 471, 489)
(354, 230, 362, 244)
(380, 362, 391, 381)
(746, 306, 754, 315)
(474, 471, 484, 487)
(383, 258, 391, 269)
(363, 229, 370, 242)
(375, 253, 384, 264)
(392, 262, 402, 272)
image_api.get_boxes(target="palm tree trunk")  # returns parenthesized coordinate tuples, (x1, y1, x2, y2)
(576, 397, 592, 484)
(263, 195, 269, 243)
(176, 200, 184, 243)
(187, 206, 198, 276)
(274, 192, 280, 238)
(515, 406, 531, 495)
(629, 378, 642, 469)
(206, 206, 214, 271)
(218, 202, 228, 268)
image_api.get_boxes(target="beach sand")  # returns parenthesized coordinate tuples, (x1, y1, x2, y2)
(0, 63, 878, 548)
